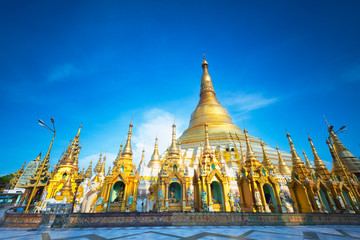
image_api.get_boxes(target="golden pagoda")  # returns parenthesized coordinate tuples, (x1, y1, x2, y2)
(329, 125, 360, 178)
(157, 123, 192, 211)
(237, 129, 282, 213)
(178, 57, 292, 168)
(25, 57, 360, 216)
(98, 122, 139, 212)
(42, 126, 82, 203)
(192, 123, 231, 212)
(286, 132, 318, 213)
(308, 136, 338, 213)
(327, 139, 360, 213)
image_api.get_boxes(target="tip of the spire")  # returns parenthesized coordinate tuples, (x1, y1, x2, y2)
(286, 130, 291, 138)
(202, 54, 208, 67)
(77, 125, 82, 135)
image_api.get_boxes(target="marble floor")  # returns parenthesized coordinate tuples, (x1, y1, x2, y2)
(1, 225, 360, 240)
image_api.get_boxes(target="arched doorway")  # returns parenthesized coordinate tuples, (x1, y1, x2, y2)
(342, 189, 352, 208)
(263, 183, 278, 212)
(210, 181, 223, 211)
(168, 182, 182, 211)
(319, 189, 331, 212)
(108, 181, 125, 212)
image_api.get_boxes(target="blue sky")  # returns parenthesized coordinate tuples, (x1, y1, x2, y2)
(1, 0, 360, 175)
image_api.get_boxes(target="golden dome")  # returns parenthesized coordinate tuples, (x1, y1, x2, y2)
(178, 57, 243, 147)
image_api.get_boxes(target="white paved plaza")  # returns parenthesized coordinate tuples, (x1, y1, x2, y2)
(1, 225, 360, 240)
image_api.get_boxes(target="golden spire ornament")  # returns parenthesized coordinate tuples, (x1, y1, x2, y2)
(277, 145, 291, 175)
(286, 131, 304, 166)
(302, 150, 315, 174)
(122, 122, 133, 157)
(169, 123, 179, 156)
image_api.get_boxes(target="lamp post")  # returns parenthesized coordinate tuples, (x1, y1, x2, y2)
(25, 118, 56, 213)
(326, 124, 360, 208)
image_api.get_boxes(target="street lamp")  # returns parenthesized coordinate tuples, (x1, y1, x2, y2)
(25, 118, 56, 213)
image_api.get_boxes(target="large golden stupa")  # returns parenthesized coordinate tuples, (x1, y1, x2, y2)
(178, 57, 292, 168)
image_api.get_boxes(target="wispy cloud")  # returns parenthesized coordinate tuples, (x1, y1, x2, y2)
(47, 63, 78, 82)
(132, 108, 186, 165)
(222, 92, 278, 113)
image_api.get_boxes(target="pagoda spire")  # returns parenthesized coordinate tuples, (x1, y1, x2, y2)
(277, 146, 291, 175)
(204, 122, 212, 154)
(150, 137, 160, 161)
(308, 136, 326, 169)
(169, 123, 179, 156)
(200, 56, 216, 97)
(94, 153, 102, 173)
(139, 149, 145, 167)
(286, 131, 304, 166)
(260, 140, 274, 172)
(328, 125, 360, 177)
(302, 150, 315, 173)
(61, 126, 81, 168)
(101, 155, 106, 176)
(122, 122, 133, 157)
(326, 139, 346, 175)
(178, 57, 241, 145)
(85, 160, 92, 179)
(35, 152, 41, 162)
(148, 137, 162, 171)
(244, 129, 260, 168)
(114, 143, 123, 166)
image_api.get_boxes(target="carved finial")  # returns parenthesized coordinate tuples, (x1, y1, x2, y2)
(122, 122, 133, 156)
(169, 123, 179, 156)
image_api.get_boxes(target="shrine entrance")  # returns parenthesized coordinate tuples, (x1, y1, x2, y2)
(210, 181, 223, 212)
(168, 182, 182, 211)
(263, 183, 278, 213)
(108, 181, 125, 212)
(319, 189, 331, 212)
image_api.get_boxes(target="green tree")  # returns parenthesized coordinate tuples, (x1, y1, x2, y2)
(0, 173, 14, 185)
